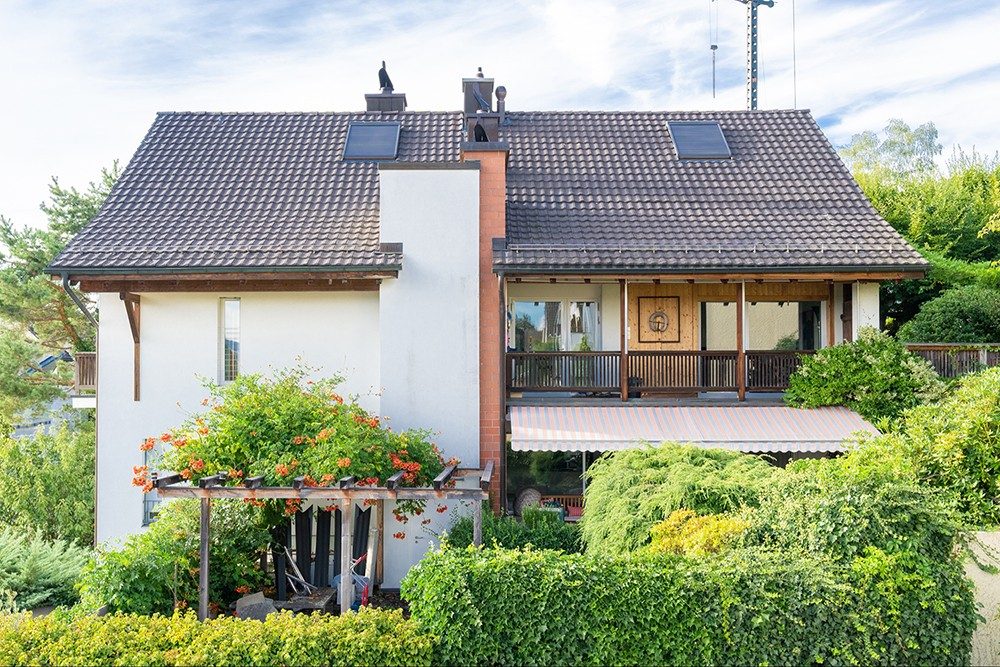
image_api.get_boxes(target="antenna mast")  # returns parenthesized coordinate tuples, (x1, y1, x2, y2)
(735, 0, 774, 110)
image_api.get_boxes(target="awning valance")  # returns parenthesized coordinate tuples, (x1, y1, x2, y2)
(509, 405, 878, 453)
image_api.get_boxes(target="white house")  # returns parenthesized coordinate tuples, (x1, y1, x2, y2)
(48, 68, 924, 586)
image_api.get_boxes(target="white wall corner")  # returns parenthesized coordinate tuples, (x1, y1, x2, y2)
(853, 282, 881, 336)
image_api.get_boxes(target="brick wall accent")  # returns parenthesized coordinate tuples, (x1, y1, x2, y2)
(462, 148, 507, 511)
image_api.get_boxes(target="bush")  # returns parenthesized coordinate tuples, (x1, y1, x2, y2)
(0, 527, 89, 611)
(447, 505, 582, 553)
(646, 509, 748, 556)
(868, 368, 1000, 527)
(897, 285, 1000, 343)
(580, 444, 775, 556)
(0, 607, 435, 666)
(401, 546, 976, 666)
(0, 423, 95, 545)
(77, 499, 269, 615)
(741, 455, 959, 562)
(141, 365, 446, 526)
(784, 327, 946, 423)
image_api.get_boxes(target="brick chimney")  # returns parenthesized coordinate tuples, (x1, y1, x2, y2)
(461, 69, 509, 509)
(365, 60, 407, 112)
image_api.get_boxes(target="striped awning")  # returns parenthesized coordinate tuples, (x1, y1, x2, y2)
(509, 405, 878, 453)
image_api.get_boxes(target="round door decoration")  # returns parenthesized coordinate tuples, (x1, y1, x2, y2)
(648, 310, 669, 333)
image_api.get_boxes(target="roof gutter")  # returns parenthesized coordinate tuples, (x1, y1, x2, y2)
(45, 263, 402, 278)
(60, 272, 98, 328)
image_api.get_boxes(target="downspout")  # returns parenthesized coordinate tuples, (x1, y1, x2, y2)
(61, 272, 98, 328)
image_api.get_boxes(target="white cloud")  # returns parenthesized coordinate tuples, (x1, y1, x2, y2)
(1, 0, 998, 229)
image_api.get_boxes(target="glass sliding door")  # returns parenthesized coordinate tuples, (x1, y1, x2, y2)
(512, 301, 562, 352)
(568, 301, 600, 351)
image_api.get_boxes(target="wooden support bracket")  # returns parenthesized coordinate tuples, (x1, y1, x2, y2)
(120, 292, 141, 401)
(432, 464, 458, 490)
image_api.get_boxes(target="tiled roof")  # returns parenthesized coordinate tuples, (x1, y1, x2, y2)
(495, 110, 926, 273)
(49, 111, 463, 274)
(51, 107, 924, 276)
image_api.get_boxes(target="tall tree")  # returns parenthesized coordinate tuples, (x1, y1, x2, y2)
(0, 165, 118, 417)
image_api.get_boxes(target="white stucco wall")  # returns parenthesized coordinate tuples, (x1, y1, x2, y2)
(852, 282, 881, 336)
(94, 291, 380, 545)
(377, 165, 481, 586)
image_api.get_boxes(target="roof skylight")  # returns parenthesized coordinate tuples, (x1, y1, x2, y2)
(667, 121, 732, 160)
(343, 121, 401, 160)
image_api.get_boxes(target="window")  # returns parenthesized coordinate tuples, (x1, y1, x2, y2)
(513, 301, 562, 352)
(667, 121, 732, 159)
(142, 446, 160, 526)
(343, 122, 401, 160)
(568, 301, 599, 351)
(220, 298, 240, 383)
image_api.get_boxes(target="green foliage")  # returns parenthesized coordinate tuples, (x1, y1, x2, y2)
(867, 368, 1000, 527)
(0, 607, 435, 667)
(841, 119, 942, 180)
(0, 166, 117, 419)
(646, 509, 748, 556)
(76, 499, 269, 615)
(0, 423, 94, 545)
(401, 545, 976, 666)
(0, 527, 89, 611)
(742, 455, 959, 562)
(897, 285, 1000, 343)
(784, 327, 946, 423)
(146, 365, 447, 526)
(580, 444, 775, 556)
(447, 504, 582, 553)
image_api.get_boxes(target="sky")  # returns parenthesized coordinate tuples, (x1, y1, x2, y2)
(2, 0, 999, 229)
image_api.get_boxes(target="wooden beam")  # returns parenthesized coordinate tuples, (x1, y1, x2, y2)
(432, 465, 457, 491)
(736, 281, 746, 402)
(480, 460, 495, 491)
(82, 278, 384, 293)
(338, 476, 356, 489)
(157, 486, 489, 502)
(827, 282, 836, 347)
(198, 474, 226, 488)
(292, 476, 306, 490)
(152, 472, 182, 489)
(243, 476, 265, 489)
(499, 271, 924, 282)
(120, 293, 140, 401)
(385, 471, 405, 490)
(198, 497, 210, 621)
(619, 279, 627, 402)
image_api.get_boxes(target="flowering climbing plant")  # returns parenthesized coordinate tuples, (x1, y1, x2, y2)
(132, 365, 453, 528)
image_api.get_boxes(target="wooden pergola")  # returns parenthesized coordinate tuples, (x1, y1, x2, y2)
(153, 462, 493, 620)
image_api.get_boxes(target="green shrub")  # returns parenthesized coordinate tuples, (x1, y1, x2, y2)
(447, 505, 582, 553)
(868, 368, 1000, 527)
(898, 285, 1000, 343)
(142, 365, 445, 526)
(401, 546, 976, 666)
(646, 509, 748, 556)
(742, 455, 959, 562)
(0, 607, 434, 667)
(0, 423, 95, 545)
(77, 499, 269, 615)
(0, 527, 89, 611)
(580, 444, 775, 556)
(784, 327, 946, 423)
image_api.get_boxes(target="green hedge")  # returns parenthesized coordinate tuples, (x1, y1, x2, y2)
(447, 505, 582, 553)
(0, 607, 434, 667)
(401, 546, 977, 667)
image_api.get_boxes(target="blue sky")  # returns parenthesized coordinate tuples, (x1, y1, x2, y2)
(2, 0, 999, 229)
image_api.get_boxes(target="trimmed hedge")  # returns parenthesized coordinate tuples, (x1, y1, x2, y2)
(0, 608, 434, 667)
(447, 505, 582, 553)
(401, 546, 977, 667)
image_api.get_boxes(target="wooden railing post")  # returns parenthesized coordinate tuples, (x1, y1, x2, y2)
(619, 279, 628, 402)
(736, 282, 746, 401)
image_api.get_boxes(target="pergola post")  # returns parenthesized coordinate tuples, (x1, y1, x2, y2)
(198, 497, 210, 621)
(473, 500, 483, 546)
(339, 504, 354, 614)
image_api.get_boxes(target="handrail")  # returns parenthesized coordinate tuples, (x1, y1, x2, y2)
(74, 351, 97, 392)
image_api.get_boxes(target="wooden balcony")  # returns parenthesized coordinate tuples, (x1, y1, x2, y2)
(506, 349, 813, 398)
(73, 351, 97, 392)
(905, 344, 1000, 378)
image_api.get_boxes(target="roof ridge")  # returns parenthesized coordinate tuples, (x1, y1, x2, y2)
(155, 110, 464, 117)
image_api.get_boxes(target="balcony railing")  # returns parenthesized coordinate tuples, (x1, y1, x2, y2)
(73, 351, 97, 392)
(506, 349, 813, 397)
(905, 344, 1000, 378)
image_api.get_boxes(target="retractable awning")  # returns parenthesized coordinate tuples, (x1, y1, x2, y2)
(509, 405, 878, 453)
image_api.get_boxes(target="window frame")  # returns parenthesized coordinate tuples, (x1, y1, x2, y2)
(219, 297, 241, 384)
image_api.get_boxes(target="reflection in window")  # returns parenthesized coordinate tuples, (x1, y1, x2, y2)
(513, 301, 562, 352)
(568, 302, 599, 351)
(747, 301, 821, 350)
(221, 298, 240, 382)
